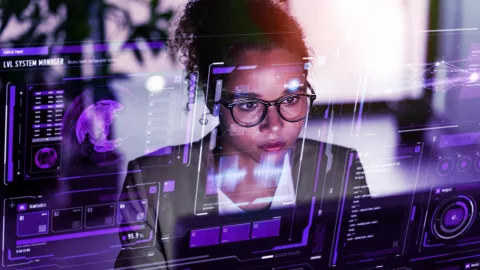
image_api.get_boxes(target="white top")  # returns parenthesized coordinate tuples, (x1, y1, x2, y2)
(217, 153, 296, 215)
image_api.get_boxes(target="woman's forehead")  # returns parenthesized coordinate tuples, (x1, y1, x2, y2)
(234, 48, 300, 65)
(230, 69, 283, 88)
(226, 67, 305, 92)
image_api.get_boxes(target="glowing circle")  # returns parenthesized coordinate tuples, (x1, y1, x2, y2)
(470, 73, 479, 82)
(474, 156, 480, 171)
(457, 156, 472, 172)
(286, 79, 301, 92)
(437, 157, 454, 176)
(145, 75, 166, 93)
(35, 147, 58, 169)
(431, 195, 475, 240)
(76, 100, 125, 153)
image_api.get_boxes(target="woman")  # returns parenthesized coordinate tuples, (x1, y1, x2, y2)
(115, 0, 363, 268)
(175, 0, 315, 215)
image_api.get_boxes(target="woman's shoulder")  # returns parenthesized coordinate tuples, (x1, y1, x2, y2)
(296, 138, 356, 159)
(296, 137, 352, 150)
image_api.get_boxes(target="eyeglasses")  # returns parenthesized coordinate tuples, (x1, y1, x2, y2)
(218, 82, 316, 128)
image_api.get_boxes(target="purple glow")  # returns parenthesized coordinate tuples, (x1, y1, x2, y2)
(437, 157, 454, 175)
(324, 108, 329, 119)
(149, 186, 158, 194)
(439, 132, 480, 148)
(33, 104, 64, 110)
(17, 204, 27, 212)
(163, 180, 175, 193)
(183, 144, 190, 164)
(430, 195, 474, 242)
(76, 100, 124, 153)
(221, 223, 251, 243)
(442, 163, 449, 170)
(7, 85, 15, 182)
(52, 44, 106, 54)
(0, 46, 48, 57)
(34, 147, 58, 169)
(212, 67, 236, 74)
(251, 219, 281, 239)
(443, 208, 465, 227)
(422, 232, 444, 248)
(332, 152, 354, 265)
(457, 156, 471, 171)
(237, 65, 257, 70)
(17, 211, 49, 237)
(272, 196, 316, 250)
(410, 205, 416, 221)
(32, 122, 63, 129)
(117, 200, 148, 225)
(190, 227, 220, 248)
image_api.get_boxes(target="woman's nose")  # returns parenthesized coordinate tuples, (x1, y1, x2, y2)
(259, 105, 283, 132)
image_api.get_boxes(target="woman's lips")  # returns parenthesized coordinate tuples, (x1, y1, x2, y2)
(258, 141, 287, 152)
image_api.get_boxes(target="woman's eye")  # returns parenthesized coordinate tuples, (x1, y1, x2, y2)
(283, 96, 299, 104)
(239, 102, 259, 110)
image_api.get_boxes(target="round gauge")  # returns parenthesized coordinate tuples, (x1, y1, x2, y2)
(34, 147, 58, 169)
(431, 195, 476, 240)
(457, 156, 472, 172)
(437, 157, 454, 176)
(474, 156, 480, 171)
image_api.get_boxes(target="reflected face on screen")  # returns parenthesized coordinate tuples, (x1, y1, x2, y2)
(219, 49, 305, 165)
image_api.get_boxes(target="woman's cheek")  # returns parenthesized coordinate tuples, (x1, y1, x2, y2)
(242, 128, 262, 150)
(286, 122, 304, 141)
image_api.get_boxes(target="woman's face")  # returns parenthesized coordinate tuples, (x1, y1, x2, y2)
(219, 48, 306, 164)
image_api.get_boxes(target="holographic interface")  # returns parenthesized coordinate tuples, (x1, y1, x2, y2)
(3, 1, 480, 270)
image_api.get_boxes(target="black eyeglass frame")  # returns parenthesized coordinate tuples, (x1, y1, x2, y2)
(217, 81, 317, 128)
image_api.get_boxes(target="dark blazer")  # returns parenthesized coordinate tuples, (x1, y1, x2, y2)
(114, 134, 362, 269)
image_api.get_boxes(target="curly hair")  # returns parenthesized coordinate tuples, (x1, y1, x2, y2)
(170, 0, 309, 105)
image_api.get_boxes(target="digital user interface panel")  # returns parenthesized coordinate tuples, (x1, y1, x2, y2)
(4, 26, 480, 270)
(2, 42, 186, 185)
(3, 182, 159, 268)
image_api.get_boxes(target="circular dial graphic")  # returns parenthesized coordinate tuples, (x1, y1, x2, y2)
(437, 157, 454, 176)
(34, 147, 58, 169)
(457, 156, 472, 172)
(431, 195, 476, 240)
(474, 156, 480, 171)
(76, 100, 125, 153)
